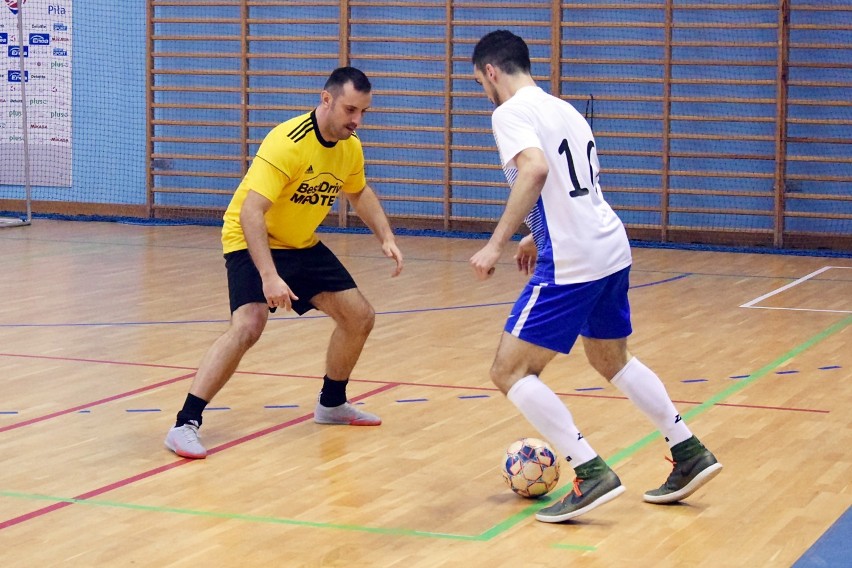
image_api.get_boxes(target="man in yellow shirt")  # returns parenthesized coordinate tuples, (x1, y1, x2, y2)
(165, 67, 404, 459)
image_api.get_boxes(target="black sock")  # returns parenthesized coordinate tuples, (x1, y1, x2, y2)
(175, 393, 208, 427)
(319, 376, 348, 407)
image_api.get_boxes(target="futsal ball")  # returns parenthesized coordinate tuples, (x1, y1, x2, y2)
(501, 437, 560, 498)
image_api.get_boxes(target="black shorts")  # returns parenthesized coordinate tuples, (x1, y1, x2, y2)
(224, 241, 357, 315)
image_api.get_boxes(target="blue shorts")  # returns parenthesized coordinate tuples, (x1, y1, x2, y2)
(504, 266, 633, 354)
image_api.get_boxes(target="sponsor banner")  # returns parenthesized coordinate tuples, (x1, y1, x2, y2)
(1, 0, 72, 186)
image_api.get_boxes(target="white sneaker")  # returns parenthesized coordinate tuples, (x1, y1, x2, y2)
(314, 401, 381, 426)
(164, 420, 207, 459)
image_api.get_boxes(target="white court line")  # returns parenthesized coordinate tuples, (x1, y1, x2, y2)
(742, 306, 852, 314)
(740, 266, 852, 313)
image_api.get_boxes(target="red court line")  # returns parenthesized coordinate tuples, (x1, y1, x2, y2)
(0, 383, 398, 531)
(0, 372, 197, 434)
(351, 378, 831, 414)
(714, 402, 830, 414)
(0, 352, 322, 379)
(0, 461, 190, 530)
(1, 352, 831, 419)
(0, 352, 197, 370)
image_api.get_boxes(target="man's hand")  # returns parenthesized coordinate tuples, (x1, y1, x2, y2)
(515, 234, 537, 275)
(382, 240, 404, 277)
(263, 275, 299, 311)
(470, 242, 502, 280)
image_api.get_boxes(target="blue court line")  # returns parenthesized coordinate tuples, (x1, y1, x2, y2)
(776, 370, 800, 375)
(819, 366, 841, 370)
(0, 275, 690, 329)
(396, 398, 428, 403)
(125, 409, 161, 413)
(0, 303, 512, 328)
(7, 224, 850, 259)
(206, 407, 230, 411)
(730, 375, 750, 379)
(0, 411, 19, 415)
(575, 387, 604, 392)
(264, 405, 299, 409)
(793, 506, 852, 568)
(458, 395, 490, 399)
(682, 379, 708, 383)
(1, 316, 847, 550)
(630, 273, 691, 288)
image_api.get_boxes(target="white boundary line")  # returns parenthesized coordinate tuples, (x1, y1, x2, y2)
(742, 306, 852, 314)
(740, 266, 852, 313)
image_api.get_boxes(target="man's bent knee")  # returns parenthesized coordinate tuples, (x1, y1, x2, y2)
(341, 296, 375, 337)
(490, 359, 534, 395)
(314, 289, 375, 336)
(582, 337, 630, 380)
(490, 368, 516, 395)
(359, 304, 376, 334)
(489, 333, 555, 395)
(230, 303, 268, 348)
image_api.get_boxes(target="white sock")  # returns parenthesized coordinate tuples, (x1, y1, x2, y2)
(506, 375, 598, 466)
(610, 357, 692, 448)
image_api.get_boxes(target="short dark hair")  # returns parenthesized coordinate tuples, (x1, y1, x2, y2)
(471, 30, 531, 75)
(324, 66, 372, 95)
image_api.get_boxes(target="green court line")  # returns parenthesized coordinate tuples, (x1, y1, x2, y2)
(2, 315, 849, 549)
(606, 316, 851, 467)
(551, 543, 598, 552)
(482, 314, 852, 548)
(0, 490, 480, 541)
(678, 314, 852, 421)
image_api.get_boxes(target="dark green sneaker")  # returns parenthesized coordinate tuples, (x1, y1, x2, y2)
(644, 448, 723, 504)
(535, 462, 625, 523)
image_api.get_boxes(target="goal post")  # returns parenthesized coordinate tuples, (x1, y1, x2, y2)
(0, 0, 33, 228)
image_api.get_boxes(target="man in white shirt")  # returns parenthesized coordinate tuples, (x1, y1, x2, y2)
(469, 30, 722, 523)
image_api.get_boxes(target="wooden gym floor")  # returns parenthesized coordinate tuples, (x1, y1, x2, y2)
(1, 220, 850, 567)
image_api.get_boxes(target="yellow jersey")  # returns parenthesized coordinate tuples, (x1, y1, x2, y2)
(221, 111, 367, 253)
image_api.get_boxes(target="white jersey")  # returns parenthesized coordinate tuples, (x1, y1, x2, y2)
(492, 86, 632, 284)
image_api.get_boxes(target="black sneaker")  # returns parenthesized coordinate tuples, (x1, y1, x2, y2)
(644, 449, 723, 504)
(535, 463, 625, 523)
